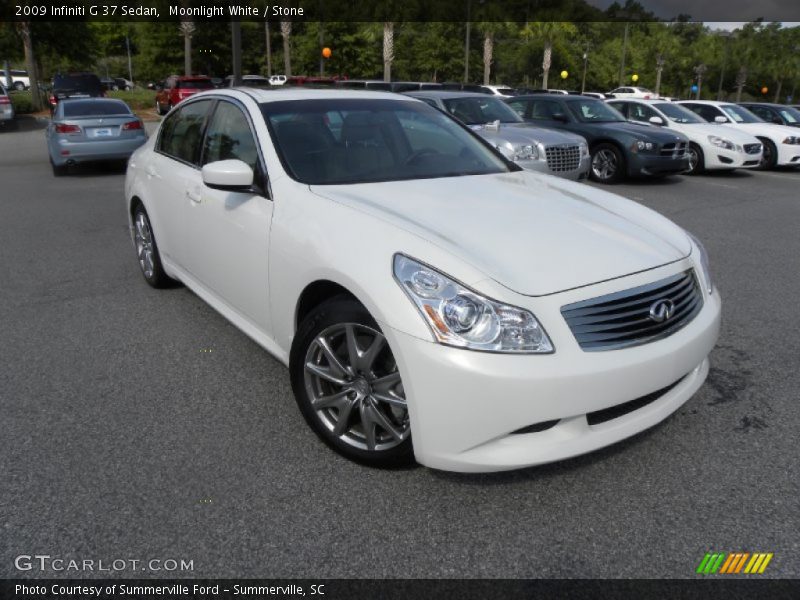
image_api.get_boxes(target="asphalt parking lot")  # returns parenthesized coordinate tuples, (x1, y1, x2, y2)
(1, 117, 798, 579)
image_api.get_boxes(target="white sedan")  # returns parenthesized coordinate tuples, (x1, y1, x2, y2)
(124, 88, 721, 473)
(608, 86, 658, 99)
(608, 98, 763, 173)
(678, 100, 800, 169)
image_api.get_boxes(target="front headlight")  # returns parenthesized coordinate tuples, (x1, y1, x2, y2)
(631, 140, 656, 152)
(393, 254, 554, 353)
(512, 143, 539, 161)
(579, 142, 589, 157)
(782, 136, 800, 145)
(686, 232, 713, 294)
(708, 135, 735, 151)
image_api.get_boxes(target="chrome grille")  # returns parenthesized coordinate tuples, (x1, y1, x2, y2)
(561, 270, 703, 351)
(545, 144, 581, 172)
(659, 142, 688, 157)
(744, 143, 762, 155)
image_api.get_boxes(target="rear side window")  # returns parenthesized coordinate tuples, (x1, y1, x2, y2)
(158, 99, 214, 165)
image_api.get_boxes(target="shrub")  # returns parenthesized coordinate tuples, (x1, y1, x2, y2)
(107, 89, 156, 112)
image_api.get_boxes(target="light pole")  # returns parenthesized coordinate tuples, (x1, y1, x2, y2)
(618, 21, 630, 87)
(654, 53, 665, 97)
(464, 0, 471, 83)
(694, 63, 707, 99)
(581, 50, 588, 94)
(716, 31, 731, 100)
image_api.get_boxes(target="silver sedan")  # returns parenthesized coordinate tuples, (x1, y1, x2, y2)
(406, 91, 591, 180)
(46, 98, 147, 176)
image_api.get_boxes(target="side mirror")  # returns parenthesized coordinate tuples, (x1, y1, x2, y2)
(714, 116, 728, 123)
(202, 160, 254, 192)
(552, 112, 568, 122)
(649, 116, 664, 125)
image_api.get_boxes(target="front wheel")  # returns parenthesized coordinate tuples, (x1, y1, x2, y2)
(290, 297, 414, 468)
(757, 138, 777, 170)
(686, 143, 705, 175)
(590, 143, 625, 184)
(155, 99, 166, 116)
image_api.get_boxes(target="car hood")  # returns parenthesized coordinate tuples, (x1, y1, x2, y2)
(730, 121, 800, 139)
(310, 171, 691, 296)
(578, 120, 688, 142)
(470, 122, 585, 145)
(676, 122, 761, 144)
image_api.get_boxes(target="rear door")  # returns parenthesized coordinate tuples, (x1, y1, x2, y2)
(145, 98, 215, 266)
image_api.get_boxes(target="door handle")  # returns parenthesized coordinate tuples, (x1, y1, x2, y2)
(186, 190, 202, 203)
(145, 166, 158, 178)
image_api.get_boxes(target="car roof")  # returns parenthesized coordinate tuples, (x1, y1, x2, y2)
(198, 88, 421, 104)
(406, 90, 498, 100)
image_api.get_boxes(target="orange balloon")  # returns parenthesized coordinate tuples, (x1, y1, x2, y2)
(322, 47, 332, 59)
(761, 86, 768, 94)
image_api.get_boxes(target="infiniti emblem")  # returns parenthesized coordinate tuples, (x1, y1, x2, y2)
(649, 299, 675, 323)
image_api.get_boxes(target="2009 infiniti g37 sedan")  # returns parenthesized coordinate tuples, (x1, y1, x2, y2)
(124, 88, 721, 473)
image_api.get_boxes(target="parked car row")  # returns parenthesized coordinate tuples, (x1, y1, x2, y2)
(0, 83, 16, 129)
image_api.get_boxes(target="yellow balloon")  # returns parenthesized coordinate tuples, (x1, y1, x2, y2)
(632, 74, 639, 82)
(560, 70, 568, 79)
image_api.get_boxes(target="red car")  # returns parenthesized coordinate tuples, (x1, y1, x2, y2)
(155, 75, 214, 115)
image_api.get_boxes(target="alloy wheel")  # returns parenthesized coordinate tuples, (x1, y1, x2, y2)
(592, 149, 618, 181)
(760, 143, 773, 168)
(303, 323, 409, 452)
(687, 147, 699, 172)
(134, 212, 155, 279)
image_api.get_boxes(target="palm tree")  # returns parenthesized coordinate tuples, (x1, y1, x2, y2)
(179, 20, 195, 76)
(383, 22, 394, 82)
(521, 22, 577, 90)
(280, 21, 292, 77)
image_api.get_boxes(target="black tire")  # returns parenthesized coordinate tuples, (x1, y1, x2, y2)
(50, 158, 67, 177)
(290, 297, 414, 468)
(132, 203, 173, 288)
(156, 99, 166, 116)
(686, 143, 705, 175)
(757, 138, 777, 170)
(590, 142, 626, 184)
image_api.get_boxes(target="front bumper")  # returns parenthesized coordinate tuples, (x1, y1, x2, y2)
(776, 144, 800, 166)
(628, 153, 690, 177)
(384, 260, 721, 472)
(705, 147, 761, 170)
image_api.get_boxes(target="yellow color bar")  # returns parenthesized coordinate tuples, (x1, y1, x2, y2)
(758, 553, 773, 574)
(744, 554, 761, 574)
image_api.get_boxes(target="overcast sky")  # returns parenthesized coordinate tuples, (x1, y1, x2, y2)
(585, 0, 800, 21)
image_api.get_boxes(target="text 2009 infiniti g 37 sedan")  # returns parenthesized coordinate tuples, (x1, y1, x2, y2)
(124, 88, 721, 472)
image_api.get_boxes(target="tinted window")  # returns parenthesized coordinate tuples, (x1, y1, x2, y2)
(202, 101, 259, 171)
(53, 74, 101, 92)
(653, 102, 704, 123)
(779, 108, 799, 124)
(566, 99, 625, 122)
(261, 98, 511, 185)
(607, 101, 628, 116)
(627, 103, 659, 123)
(176, 79, 214, 90)
(529, 99, 564, 120)
(505, 99, 528, 118)
(62, 100, 131, 117)
(681, 103, 720, 122)
(441, 96, 522, 124)
(158, 99, 213, 164)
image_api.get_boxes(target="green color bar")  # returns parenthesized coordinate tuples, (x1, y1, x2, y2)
(697, 553, 712, 574)
(711, 553, 727, 573)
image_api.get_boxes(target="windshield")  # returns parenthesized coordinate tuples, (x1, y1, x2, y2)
(53, 74, 101, 92)
(567, 99, 625, 123)
(62, 100, 131, 117)
(494, 88, 515, 95)
(177, 79, 214, 90)
(261, 98, 512, 185)
(654, 102, 705, 124)
(441, 96, 523, 125)
(720, 105, 763, 123)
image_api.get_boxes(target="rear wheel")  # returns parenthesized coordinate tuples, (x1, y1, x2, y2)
(757, 138, 777, 170)
(50, 158, 67, 177)
(686, 143, 705, 175)
(155, 99, 166, 116)
(290, 297, 414, 468)
(132, 204, 172, 288)
(590, 143, 625, 184)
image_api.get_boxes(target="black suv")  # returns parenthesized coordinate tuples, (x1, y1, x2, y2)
(49, 72, 104, 113)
